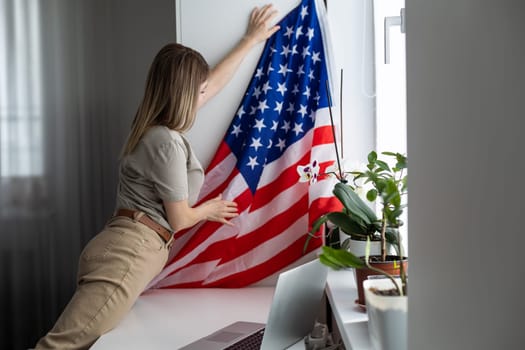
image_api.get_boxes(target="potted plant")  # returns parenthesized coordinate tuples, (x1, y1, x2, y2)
(304, 150, 407, 306)
(311, 150, 408, 350)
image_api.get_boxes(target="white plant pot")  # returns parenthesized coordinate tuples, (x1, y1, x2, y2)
(348, 238, 382, 257)
(363, 278, 407, 350)
(339, 232, 383, 257)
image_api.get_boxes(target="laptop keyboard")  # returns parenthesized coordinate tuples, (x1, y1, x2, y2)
(224, 328, 265, 350)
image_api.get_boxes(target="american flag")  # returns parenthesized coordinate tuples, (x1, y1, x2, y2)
(148, 0, 339, 289)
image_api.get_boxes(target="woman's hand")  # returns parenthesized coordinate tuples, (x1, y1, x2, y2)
(164, 194, 238, 233)
(244, 4, 280, 47)
(197, 4, 280, 109)
(201, 194, 239, 226)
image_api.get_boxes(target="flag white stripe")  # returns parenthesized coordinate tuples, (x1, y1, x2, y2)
(202, 214, 309, 285)
(238, 181, 308, 236)
(154, 260, 222, 288)
(197, 152, 237, 201)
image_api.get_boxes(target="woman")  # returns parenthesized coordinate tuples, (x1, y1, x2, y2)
(35, 5, 279, 349)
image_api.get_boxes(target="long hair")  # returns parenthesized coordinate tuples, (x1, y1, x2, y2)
(121, 43, 209, 156)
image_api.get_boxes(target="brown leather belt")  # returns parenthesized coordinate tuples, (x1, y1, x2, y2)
(116, 209, 173, 245)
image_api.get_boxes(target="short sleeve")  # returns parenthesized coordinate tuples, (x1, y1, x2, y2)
(149, 140, 189, 202)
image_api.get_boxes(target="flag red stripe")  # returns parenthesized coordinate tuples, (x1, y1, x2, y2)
(313, 124, 335, 146)
(162, 233, 321, 288)
(206, 140, 233, 173)
(163, 192, 309, 280)
(173, 187, 253, 260)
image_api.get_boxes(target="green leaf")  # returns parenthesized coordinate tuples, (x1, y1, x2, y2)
(368, 151, 377, 163)
(319, 254, 345, 269)
(320, 246, 366, 269)
(304, 215, 329, 252)
(396, 154, 407, 169)
(333, 183, 377, 224)
(366, 189, 378, 202)
(382, 151, 397, 156)
(311, 215, 329, 234)
(375, 160, 391, 172)
(326, 212, 368, 237)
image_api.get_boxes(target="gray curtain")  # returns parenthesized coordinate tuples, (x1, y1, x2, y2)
(0, 1, 175, 348)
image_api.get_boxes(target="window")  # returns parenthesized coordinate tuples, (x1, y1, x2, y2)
(374, 0, 406, 155)
(374, 0, 407, 251)
(0, 0, 43, 178)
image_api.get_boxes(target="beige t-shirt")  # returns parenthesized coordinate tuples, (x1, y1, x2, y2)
(115, 125, 204, 231)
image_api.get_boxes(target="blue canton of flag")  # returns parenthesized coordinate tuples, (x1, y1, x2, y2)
(226, 0, 329, 193)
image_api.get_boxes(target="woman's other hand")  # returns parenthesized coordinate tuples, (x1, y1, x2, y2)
(244, 4, 280, 47)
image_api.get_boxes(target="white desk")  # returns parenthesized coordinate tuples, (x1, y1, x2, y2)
(91, 287, 304, 349)
(92, 270, 370, 350)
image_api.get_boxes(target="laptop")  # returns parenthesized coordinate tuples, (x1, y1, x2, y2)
(179, 259, 328, 350)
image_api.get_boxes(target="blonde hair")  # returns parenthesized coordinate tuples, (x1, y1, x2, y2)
(122, 43, 209, 156)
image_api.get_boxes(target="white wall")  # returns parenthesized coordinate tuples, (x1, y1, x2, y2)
(406, 1, 525, 349)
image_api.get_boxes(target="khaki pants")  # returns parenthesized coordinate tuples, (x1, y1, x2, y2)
(35, 216, 170, 349)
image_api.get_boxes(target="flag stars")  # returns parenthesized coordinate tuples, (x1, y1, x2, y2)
(249, 105, 257, 115)
(302, 46, 311, 59)
(303, 86, 311, 99)
(284, 25, 294, 38)
(292, 84, 300, 95)
(271, 120, 279, 131)
(307, 27, 315, 40)
(276, 82, 287, 96)
(236, 106, 245, 119)
(253, 86, 262, 99)
(297, 64, 305, 77)
(255, 68, 264, 79)
(266, 64, 274, 75)
(298, 104, 308, 118)
(231, 124, 242, 137)
(278, 63, 293, 76)
(300, 5, 309, 19)
(250, 137, 263, 151)
(275, 138, 286, 151)
(281, 120, 291, 133)
(281, 44, 291, 58)
(274, 101, 283, 113)
(254, 118, 266, 131)
(262, 81, 272, 94)
(291, 45, 298, 56)
(292, 122, 304, 136)
(312, 51, 321, 64)
(295, 25, 303, 40)
(247, 156, 259, 170)
(257, 99, 269, 113)
(286, 102, 295, 114)
(308, 70, 315, 81)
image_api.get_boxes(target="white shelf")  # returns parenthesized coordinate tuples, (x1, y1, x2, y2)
(326, 269, 372, 350)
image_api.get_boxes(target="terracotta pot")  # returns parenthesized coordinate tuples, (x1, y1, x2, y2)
(354, 256, 407, 307)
